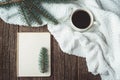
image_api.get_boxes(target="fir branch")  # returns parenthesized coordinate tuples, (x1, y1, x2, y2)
(24, 0, 43, 25)
(0, 0, 77, 25)
(19, 2, 31, 26)
(0, 0, 23, 5)
(39, 47, 49, 73)
(31, 1, 59, 24)
(0, 0, 23, 8)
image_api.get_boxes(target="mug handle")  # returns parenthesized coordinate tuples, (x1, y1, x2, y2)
(93, 21, 100, 26)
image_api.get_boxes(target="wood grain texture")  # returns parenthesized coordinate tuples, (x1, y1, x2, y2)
(0, 19, 101, 80)
(0, 19, 3, 80)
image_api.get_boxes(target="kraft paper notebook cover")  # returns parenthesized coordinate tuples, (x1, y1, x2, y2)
(17, 32, 51, 77)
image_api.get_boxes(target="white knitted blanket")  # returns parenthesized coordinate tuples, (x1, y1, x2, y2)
(1, 0, 120, 80)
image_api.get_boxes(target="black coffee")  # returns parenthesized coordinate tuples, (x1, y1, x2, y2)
(72, 10, 91, 29)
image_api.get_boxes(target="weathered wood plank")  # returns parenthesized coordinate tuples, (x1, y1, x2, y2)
(78, 57, 101, 80)
(64, 54, 78, 80)
(87, 73, 101, 80)
(70, 55, 78, 80)
(0, 19, 3, 80)
(64, 54, 71, 80)
(9, 25, 18, 80)
(78, 58, 88, 80)
(2, 23, 10, 80)
(18, 25, 48, 32)
(52, 36, 65, 80)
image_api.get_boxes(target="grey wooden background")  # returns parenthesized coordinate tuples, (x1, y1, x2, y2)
(0, 19, 101, 80)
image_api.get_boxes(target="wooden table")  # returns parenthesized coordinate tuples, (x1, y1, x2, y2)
(0, 19, 101, 80)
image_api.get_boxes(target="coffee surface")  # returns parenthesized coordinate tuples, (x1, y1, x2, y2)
(72, 10, 91, 29)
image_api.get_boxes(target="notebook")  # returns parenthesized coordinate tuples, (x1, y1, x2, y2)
(17, 32, 51, 77)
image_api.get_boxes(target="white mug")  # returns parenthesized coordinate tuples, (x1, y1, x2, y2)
(70, 8, 97, 32)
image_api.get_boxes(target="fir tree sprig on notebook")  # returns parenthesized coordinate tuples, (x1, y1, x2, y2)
(39, 47, 49, 73)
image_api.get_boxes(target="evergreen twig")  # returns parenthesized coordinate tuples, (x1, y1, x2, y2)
(0, 0, 77, 26)
(31, 1, 59, 24)
(20, 2, 31, 26)
(39, 47, 49, 73)
(0, 0, 23, 5)
(0, 0, 22, 8)
(24, 0, 43, 24)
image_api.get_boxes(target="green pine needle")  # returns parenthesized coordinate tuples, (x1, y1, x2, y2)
(0, 0, 21, 9)
(0, 0, 77, 26)
(31, 1, 59, 24)
(20, 3, 32, 26)
(24, 1, 43, 25)
(39, 47, 49, 73)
